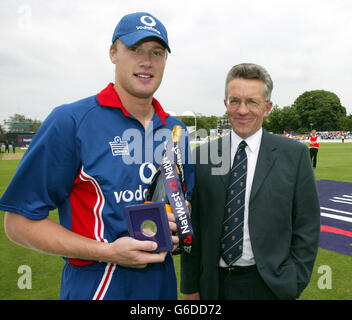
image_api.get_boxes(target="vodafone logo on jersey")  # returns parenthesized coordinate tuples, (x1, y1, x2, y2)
(139, 162, 157, 184)
(113, 162, 157, 204)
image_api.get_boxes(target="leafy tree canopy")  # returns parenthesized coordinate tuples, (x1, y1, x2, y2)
(293, 90, 346, 131)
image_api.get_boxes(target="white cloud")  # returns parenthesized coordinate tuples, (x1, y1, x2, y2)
(1, 0, 352, 123)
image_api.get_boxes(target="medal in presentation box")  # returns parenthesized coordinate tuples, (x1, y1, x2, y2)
(124, 201, 173, 253)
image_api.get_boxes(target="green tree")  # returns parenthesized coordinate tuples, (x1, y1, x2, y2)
(177, 116, 194, 127)
(339, 114, 352, 131)
(9, 114, 27, 122)
(264, 104, 281, 133)
(177, 116, 219, 135)
(30, 120, 42, 132)
(5, 114, 42, 133)
(197, 116, 218, 135)
(264, 105, 300, 133)
(280, 106, 300, 132)
(293, 90, 346, 131)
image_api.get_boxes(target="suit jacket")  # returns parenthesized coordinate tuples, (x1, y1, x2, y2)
(180, 129, 321, 299)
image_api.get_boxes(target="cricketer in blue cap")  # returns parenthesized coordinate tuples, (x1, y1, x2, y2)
(112, 12, 171, 53)
(0, 9, 195, 300)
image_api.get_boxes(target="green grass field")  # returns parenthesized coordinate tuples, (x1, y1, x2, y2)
(0, 143, 351, 299)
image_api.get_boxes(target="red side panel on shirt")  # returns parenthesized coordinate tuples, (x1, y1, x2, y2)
(96, 83, 169, 125)
(69, 168, 106, 266)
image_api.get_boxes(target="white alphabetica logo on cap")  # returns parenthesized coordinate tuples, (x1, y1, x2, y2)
(140, 15, 156, 27)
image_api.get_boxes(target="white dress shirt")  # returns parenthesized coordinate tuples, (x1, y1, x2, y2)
(219, 128, 262, 267)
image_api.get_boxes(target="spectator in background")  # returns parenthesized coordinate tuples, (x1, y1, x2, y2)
(309, 129, 320, 168)
(5, 140, 9, 153)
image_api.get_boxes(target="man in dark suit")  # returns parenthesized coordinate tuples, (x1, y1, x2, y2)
(181, 63, 321, 300)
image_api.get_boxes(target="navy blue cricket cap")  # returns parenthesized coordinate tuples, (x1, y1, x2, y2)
(112, 12, 171, 53)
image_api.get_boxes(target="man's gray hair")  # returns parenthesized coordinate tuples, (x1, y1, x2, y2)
(225, 63, 273, 103)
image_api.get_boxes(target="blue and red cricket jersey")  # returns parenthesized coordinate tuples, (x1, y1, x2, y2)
(0, 83, 194, 300)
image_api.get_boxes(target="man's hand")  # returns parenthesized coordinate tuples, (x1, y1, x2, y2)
(182, 292, 200, 300)
(167, 211, 179, 251)
(4, 213, 168, 269)
(186, 200, 192, 214)
(104, 237, 167, 268)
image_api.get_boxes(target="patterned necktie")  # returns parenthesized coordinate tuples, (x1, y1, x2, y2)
(220, 140, 247, 266)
